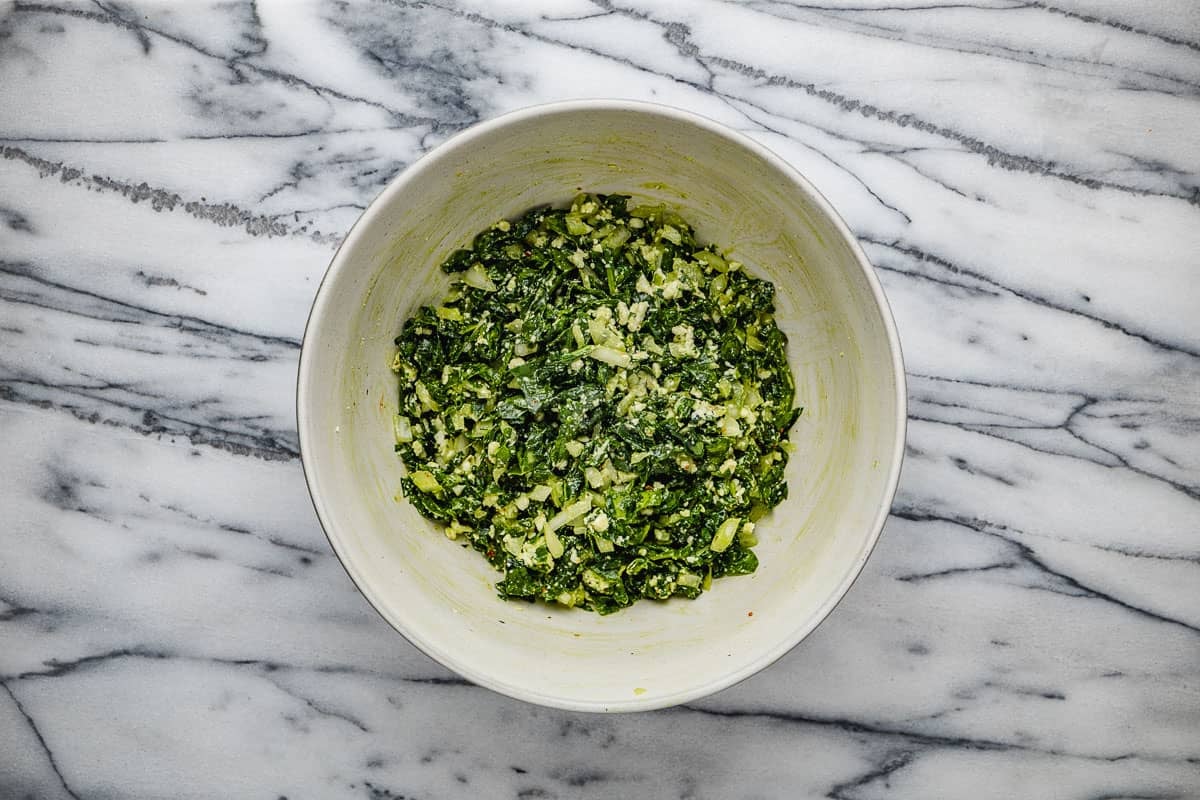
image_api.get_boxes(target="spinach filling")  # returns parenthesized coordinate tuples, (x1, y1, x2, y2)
(392, 193, 801, 614)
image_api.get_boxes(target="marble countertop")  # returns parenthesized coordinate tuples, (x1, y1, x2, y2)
(3, 1, 1198, 798)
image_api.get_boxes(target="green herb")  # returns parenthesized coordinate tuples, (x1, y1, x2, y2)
(392, 193, 801, 614)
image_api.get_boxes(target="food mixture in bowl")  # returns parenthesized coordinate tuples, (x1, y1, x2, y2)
(391, 193, 801, 613)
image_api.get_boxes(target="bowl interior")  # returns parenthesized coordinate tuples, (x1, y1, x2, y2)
(298, 102, 904, 711)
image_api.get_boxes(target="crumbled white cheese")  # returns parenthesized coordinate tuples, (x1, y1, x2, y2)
(616, 301, 630, 327)
(669, 324, 699, 359)
(626, 300, 649, 332)
(692, 400, 725, 421)
(587, 510, 610, 533)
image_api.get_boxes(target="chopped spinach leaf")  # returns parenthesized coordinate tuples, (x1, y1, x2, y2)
(392, 193, 801, 614)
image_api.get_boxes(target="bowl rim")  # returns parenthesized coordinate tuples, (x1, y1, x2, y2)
(297, 98, 907, 713)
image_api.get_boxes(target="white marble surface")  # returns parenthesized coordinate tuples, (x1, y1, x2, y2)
(2, 1, 1199, 797)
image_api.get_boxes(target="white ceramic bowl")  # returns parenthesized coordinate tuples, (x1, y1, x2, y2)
(298, 100, 905, 712)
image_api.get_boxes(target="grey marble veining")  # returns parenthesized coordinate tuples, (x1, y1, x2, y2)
(2, 1, 1198, 798)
